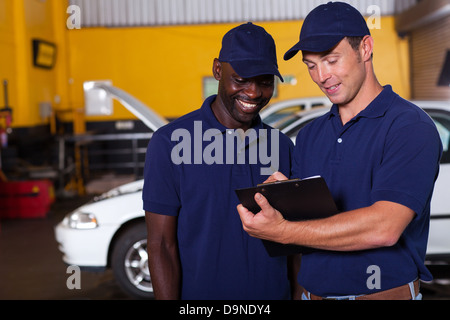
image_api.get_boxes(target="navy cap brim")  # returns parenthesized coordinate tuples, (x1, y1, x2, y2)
(284, 35, 346, 60)
(229, 60, 284, 82)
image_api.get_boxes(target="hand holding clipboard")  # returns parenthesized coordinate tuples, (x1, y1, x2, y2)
(235, 176, 338, 256)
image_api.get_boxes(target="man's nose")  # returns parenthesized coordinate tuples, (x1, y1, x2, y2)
(317, 65, 332, 83)
(244, 82, 262, 99)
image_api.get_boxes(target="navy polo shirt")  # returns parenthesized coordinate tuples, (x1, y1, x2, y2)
(143, 95, 294, 300)
(293, 86, 442, 297)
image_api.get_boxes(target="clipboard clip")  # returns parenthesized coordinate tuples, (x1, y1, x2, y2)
(257, 178, 301, 187)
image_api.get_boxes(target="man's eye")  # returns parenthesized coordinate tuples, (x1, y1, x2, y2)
(259, 80, 274, 87)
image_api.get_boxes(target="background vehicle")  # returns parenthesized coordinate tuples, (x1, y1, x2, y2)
(55, 179, 149, 298)
(55, 97, 450, 299)
(260, 97, 331, 131)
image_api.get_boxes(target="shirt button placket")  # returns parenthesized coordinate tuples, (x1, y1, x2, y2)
(334, 137, 344, 163)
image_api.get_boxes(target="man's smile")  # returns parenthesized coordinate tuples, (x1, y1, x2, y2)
(237, 99, 259, 113)
(324, 84, 341, 95)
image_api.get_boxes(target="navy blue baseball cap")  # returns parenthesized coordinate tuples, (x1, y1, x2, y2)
(219, 22, 284, 82)
(284, 2, 371, 60)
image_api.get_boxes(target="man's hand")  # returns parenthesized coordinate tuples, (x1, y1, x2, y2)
(237, 192, 288, 244)
(263, 171, 288, 184)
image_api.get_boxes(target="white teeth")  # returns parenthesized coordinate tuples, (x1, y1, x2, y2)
(239, 100, 257, 109)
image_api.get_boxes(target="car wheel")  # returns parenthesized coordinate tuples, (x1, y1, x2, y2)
(111, 222, 154, 299)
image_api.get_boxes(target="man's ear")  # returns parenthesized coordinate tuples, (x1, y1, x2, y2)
(360, 35, 374, 62)
(212, 58, 222, 81)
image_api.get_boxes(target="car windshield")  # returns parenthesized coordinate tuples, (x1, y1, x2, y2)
(266, 111, 305, 131)
(263, 105, 304, 127)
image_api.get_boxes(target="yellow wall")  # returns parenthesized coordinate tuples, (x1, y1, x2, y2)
(66, 25, 225, 121)
(0, 0, 18, 123)
(1, 1, 410, 128)
(0, 0, 67, 128)
(66, 16, 410, 120)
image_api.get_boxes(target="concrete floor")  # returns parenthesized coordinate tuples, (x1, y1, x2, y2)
(1, 194, 450, 300)
(0, 195, 130, 300)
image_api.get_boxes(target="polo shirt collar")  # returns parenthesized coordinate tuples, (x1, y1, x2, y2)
(200, 95, 264, 132)
(329, 85, 396, 120)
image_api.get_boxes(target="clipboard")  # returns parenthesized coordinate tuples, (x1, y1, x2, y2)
(235, 177, 338, 257)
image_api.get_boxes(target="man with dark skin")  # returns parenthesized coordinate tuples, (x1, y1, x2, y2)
(143, 22, 300, 300)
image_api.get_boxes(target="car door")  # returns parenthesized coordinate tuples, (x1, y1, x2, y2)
(423, 108, 450, 258)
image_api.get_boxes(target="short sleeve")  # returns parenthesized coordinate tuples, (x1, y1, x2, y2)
(371, 122, 442, 215)
(142, 130, 181, 216)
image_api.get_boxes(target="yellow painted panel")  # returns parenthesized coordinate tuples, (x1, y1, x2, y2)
(67, 25, 228, 120)
(67, 16, 410, 121)
(0, 0, 60, 128)
(21, 0, 58, 127)
(0, 0, 17, 127)
(0, 0, 13, 36)
(370, 17, 411, 98)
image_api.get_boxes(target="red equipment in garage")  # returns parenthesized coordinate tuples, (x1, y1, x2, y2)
(0, 80, 55, 219)
(0, 180, 55, 219)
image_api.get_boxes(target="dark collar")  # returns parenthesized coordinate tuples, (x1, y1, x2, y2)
(329, 85, 396, 120)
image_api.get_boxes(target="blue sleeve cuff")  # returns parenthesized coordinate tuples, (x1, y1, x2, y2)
(371, 189, 425, 216)
(143, 200, 179, 216)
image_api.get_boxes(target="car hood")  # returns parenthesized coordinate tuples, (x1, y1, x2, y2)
(85, 81, 168, 132)
(93, 179, 144, 202)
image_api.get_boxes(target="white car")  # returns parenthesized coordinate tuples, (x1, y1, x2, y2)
(55, 179, 149, 298)
(55, 95, 450, 299)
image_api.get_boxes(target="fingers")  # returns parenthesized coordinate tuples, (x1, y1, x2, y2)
(264, 176, 278, 184)
(263, 171, 288, 184)
(237, 204, 255, 227)
(237, 194, 286, 243)
(254, 192, 272, 212)
(272, 171, 289, 181)
(238, 193, 274, 221)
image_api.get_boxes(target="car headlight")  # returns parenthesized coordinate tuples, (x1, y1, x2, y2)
(65, 212, 98, 229)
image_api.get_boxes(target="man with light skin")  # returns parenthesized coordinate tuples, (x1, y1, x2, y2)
(237, 2, 442, 300)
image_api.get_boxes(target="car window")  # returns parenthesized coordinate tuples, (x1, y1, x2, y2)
(270, 112, 305, 131)
(427, 110, 450, 164)
(263, 105, 306, 126)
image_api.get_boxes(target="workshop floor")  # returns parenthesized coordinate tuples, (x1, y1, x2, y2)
(0, 194, 131, 300)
